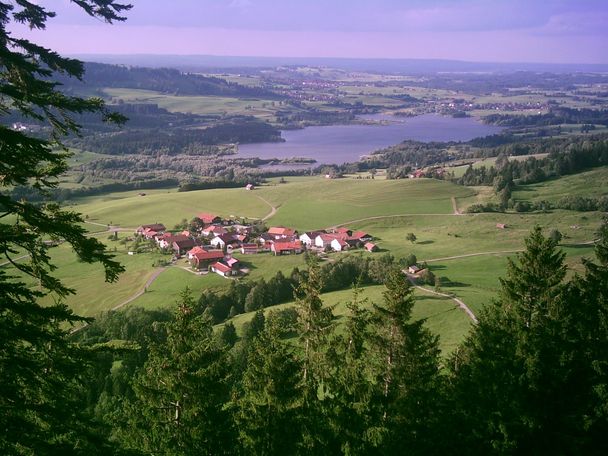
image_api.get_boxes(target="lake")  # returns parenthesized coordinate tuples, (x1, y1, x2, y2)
(236, 113, 503, 165)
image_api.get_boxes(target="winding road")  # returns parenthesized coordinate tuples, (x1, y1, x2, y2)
(255, 195, 278, 221)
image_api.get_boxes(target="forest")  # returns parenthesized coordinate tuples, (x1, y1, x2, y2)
(63, 227, 608, 455)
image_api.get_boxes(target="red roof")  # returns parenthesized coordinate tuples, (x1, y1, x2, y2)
(335, 227, 351, 234)
(273, 240, 302, 251)
(211, 262, 232, 274)
(364, 242, 377, 251)
(197, 213, 221, 224)
(352, 231, 371, 239)
(268, 226, 296, 236)
(192, 250, 225, 261)
(187, 246, 206, 256)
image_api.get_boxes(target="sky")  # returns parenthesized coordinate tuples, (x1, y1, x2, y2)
(9, 0, 608, 63)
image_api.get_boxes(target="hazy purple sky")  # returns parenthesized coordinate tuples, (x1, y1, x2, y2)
(10, 0, 608, 63)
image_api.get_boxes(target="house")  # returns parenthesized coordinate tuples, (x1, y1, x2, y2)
(210, 261, 235, 277)
(156, 233, 177, 249)
(202, 224, 227, 237)
(241, 243, 259, 254)
(197, 213, 222, 225)
(408, 265, 422, 274)
(173, 237, 196, 256)
(334, 227, 352, 236)
(187, 246, 206, 260)
(331, 238, 349, 252)
(190, 250, 225, 269)
(268, 226, 297, 239)
(210, 233, 240, 250)
(352, 231, 373, 242)
(271, 240, 303, 256)
(315, 233, 338, 249)
(136, 223, 166, 239)
(364, 242, 378, 252)
(245, 183, 255, 190)
(496, 223, 507, 229)
(299, 230, 324, 246)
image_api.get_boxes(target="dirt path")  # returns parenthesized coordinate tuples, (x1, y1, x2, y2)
(111, 267, 166, 311)
(451, 197, 461, 215)
(331, 212, 457, 229)
(255, 195, 278, 221)
(406, 274, 478, 324)
(424, 249, 524, 263)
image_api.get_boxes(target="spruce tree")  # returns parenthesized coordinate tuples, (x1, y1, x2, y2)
(369, 266, 442, 454)
(448, 226, 571, 453)
(0, 2, 130, 453)
(233, 316, 303, 455)
(121, 289, 233, 455)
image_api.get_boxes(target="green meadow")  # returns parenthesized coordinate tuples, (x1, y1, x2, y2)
(6, 170, 605, 349)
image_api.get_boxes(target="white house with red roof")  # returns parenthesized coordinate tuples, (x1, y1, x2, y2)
(268, 226, 297, 239)
(189, 250, 225, 270)
(197, 213, 222, 225)
(331, 238, 349, 252)
(210, 261, 234, 277)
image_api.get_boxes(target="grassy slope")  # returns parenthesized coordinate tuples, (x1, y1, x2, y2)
(512, 167, 608, 203)
(71, 187, 271, 228)
(225, 284, 473, 356)
(256, 177, 476, 230)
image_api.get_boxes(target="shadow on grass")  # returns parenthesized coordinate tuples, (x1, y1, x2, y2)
(417, 240, 434, 245)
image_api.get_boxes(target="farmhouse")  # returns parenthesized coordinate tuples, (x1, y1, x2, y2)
(334, 227, 352, 236)
(241, 243, 259, 254)
(187, 246, 206, 260)
(496, 223, 507, 229)
(299, 230, 325, 246)
(190, 250, 225, 269)
(197, 213, 222, 225)
(210, 233, 240, 250)
(172, 237, 196, 256)
(352, 231, 373, 242)
(331, 238, 349, 252)
(245, 183, 255, 190)
(136, 223, 166, 239)
(271, 240, 303, 256)
(268, 226, 297, 239)
(408, 265, 422, 274)
(202, 224, 227, 237)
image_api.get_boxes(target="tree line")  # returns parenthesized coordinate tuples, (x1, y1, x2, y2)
(57, 225, 608, 455)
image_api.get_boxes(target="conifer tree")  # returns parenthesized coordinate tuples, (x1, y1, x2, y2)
(121, 289, 233, 455)
(294, 256, 335, 453)
(369, 266, 442, 453)
(0, 2, 130, 453)
(325, 284, 377, 454)
(233, 315, 303, 455)
(448, 226, 572, 453)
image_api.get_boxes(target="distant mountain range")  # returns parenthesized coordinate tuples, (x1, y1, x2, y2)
(71, 54, 608, 74)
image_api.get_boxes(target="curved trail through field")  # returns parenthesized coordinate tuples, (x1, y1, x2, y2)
(111, 267, 166, 311)
(424, 249, 524, 263)
(406, 275, 478, 324)
(255, 195, 278, 221)
(330, 212, 458, 230)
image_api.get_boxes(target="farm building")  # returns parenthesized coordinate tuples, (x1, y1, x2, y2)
(299, 230, 325, 246)
(496, 223, 507, 229)
(245, 183, 255, 190)
(408, 265, 422, 274)
(172, 237, 196, 256)
(189, 250, 225, 269)
(271, 240, 303, 256)
(364, 242, 378, 252)
(136, 223, 166, 239)
(197, 213, 222, 225)
(241, 243, 259, 254)
(352, 231, 373, 242)
(331, 238, 349, 252)
(268, 226, 297, 239)
(210, 261, 236, 277)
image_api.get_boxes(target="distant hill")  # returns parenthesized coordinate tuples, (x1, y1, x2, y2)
(71, 54, 608, 74)
(58, 62, 282, 98)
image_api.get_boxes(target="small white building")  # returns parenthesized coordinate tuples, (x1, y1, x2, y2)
(331, 238, 349, 252)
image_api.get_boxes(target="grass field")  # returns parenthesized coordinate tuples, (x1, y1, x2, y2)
(103, 88, 278, 118)
(224, 284, 473, 356)
(70, 187, 271, 228)
(512, 167, 608, 204)
(255, 177, 476, 229)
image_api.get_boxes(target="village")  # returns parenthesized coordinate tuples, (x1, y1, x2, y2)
(134, 212, 380, 279)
